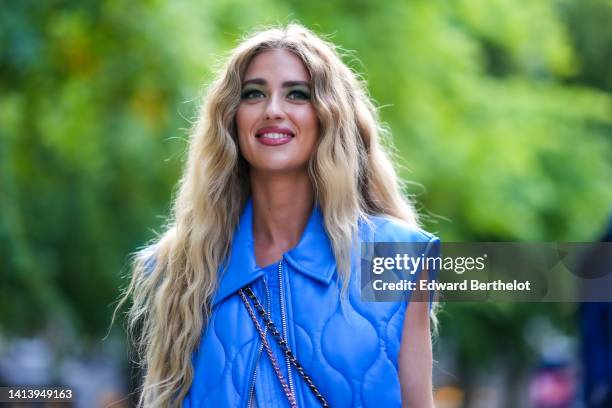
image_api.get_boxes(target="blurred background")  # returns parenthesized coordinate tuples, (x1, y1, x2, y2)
(1, 0, 611, 407)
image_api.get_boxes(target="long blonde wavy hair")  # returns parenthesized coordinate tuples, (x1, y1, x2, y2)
(117, 23, 421, 407)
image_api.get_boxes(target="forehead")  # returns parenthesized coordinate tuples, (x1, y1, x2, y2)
(243, 49, 311, 82)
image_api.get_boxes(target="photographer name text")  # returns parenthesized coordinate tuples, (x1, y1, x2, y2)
(372, 279, 532, 292)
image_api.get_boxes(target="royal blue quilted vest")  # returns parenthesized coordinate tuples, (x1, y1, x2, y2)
(182, 199, 439, 407)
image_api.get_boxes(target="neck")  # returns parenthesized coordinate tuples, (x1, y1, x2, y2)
(250, 170, 314, 265)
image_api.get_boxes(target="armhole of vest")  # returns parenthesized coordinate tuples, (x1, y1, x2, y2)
(422, 236, 441, 312)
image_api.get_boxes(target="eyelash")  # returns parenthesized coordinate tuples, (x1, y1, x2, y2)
(288, 90, 311, 100)
(241, 89, 264, 99)
(240, 89, 311, 100)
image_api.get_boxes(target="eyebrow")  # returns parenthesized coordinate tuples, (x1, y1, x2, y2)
(242, 78, 310, 88)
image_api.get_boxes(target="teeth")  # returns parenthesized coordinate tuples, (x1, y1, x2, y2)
(259, 132, 292, 139)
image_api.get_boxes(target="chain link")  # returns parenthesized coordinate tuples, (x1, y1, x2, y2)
(241, 285, 331, 407)
(238, 289, 298, 408)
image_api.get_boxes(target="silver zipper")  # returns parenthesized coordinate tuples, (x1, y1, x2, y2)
(278, 260, 297, 405)
(247, 276, 272, 408)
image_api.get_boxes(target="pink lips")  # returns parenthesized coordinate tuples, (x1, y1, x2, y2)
(255, 126, 294, 146)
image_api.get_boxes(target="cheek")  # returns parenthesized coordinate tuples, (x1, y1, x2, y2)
(235, 107, 255, 146)
(235, 110, 251, 161)
(294, 106, 319, 137)
(304, 112, 320, 150)
(297, 109, 319, 162)
(235, 106, 250, 135)
(307, 112, 319, 135)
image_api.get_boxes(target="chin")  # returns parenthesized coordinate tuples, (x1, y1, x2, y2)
(250, 161, 308, 175)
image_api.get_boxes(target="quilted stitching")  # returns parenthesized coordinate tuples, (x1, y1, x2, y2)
(292, 322, 314, 369)
(321, 297, 379, 405)
(183, 214, 438, 407)
(386, 304, 408, 371)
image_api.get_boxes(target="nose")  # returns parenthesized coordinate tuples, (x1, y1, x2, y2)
(264, 92, 284, 120)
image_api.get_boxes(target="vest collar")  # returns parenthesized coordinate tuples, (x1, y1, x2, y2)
(212, 198, 336, 307)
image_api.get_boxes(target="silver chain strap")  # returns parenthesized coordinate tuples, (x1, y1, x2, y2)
(239, 285, 331, 407)
(238, 289, 298, 407)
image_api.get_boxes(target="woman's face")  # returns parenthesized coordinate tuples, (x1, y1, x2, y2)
(236, 49, 319, 175)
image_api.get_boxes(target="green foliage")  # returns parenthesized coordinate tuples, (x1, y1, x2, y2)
(1, 0, 610, 373)
(1, 0, 191, 336)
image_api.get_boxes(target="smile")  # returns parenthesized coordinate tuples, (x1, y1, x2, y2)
(258, 132, 293, 139)
(255, 129, 295, 146)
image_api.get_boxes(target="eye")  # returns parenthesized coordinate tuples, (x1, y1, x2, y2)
(241, 89, 265, 100)
(287, 89, 311, 100)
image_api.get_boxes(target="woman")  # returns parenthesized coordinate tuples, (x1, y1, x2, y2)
(120, 23, 439, 407)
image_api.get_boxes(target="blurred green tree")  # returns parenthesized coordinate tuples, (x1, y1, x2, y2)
(1, 2, 610, 406)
